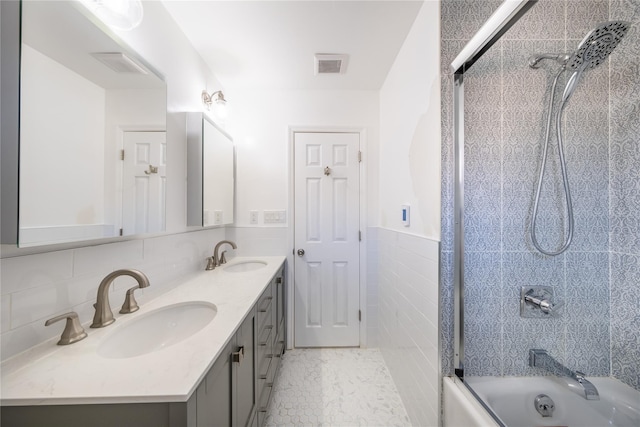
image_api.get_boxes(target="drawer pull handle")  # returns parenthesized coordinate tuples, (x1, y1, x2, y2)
(232, 346, 244, 365)
(259, 297, 273, 312)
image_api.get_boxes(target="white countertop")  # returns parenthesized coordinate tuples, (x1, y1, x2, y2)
(1, 256, 286, 406)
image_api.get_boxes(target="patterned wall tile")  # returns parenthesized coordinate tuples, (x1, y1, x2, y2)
(441, 0, 502, 41)
(465, 320, 503, 376)
(464, 252, 503, 376)
(503, 317, 566, 376)
(440, 250, 455, 377)
(565, 252, 610, 376)
(504, 0, 565, 41)
(563, 103, 610, 251)
(566, 323, 611, 376)
(610, 0, 640, 21)
(566, 252, 609, 320)
(440, 0, 639, 388)
(567, 0, 609, 40)
(610, 23, 640, 256)
(611, 253, 640, 390)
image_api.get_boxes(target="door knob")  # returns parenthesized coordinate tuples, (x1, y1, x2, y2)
(297, 249, 305, 257)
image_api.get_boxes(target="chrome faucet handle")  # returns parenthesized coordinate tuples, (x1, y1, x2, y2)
(45, 312, 88, 345)
(219, 250, 227, 265)
(537, 297, 563, 314)
(205, 256, 216, 271)
(120, 285, 143, 314)
(522, 287, 563, 316)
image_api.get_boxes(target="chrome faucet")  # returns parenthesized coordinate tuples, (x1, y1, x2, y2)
(91, 269, 150, 328)
(206, 240, 237, 270)
(529, 349, 599, 400)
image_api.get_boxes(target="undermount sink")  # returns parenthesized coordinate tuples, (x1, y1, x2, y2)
(97, 301, 217, 359)
(223, 260, 268, 273)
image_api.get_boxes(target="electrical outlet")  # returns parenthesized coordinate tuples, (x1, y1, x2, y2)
(249, 210, 259, 224)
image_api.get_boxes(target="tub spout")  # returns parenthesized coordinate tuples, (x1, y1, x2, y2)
(529, 349, 599, 400)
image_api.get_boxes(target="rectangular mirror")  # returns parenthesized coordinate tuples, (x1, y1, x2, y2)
(187, 113, 235, 227)
(18, 1, 167, 247)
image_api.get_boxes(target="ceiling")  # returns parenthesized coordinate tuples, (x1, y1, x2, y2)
(162, 1, 425, 92)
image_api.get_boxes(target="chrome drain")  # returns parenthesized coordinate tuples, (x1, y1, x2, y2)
(534, 394, 555, 417)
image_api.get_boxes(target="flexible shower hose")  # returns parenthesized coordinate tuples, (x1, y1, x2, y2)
(530, 68, 575, 256)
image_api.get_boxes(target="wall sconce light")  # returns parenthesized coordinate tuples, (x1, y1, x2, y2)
(202, 90, 227, 119)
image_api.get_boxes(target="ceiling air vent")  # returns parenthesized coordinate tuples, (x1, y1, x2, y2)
(91, 52, 148, 74)
(314, 54, 349, 75)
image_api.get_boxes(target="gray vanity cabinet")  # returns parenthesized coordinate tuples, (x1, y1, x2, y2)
(195, 309, 255, 427)
(255, 267, 286, 426)
(233, 309, 256, 427)
(195, 339, 233, 426)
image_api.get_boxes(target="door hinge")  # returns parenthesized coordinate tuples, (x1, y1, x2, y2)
(358, 151, 362, 163)
(120, 149, 125, 160)
(359, 230, 362, 241)
(358, 310, 362, 322)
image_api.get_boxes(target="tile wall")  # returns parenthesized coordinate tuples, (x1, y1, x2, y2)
(1, 228, 225, 360)
(440, 0, 640, 390)
(609, 0, 640, 391)
(374, 227, 440, 426)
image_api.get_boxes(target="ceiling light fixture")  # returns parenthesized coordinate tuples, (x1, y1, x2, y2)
(78, 0, 144, 31)
(202, 90, 227, 119)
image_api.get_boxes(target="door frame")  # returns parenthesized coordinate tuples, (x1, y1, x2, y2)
(287, 126, 368, 349)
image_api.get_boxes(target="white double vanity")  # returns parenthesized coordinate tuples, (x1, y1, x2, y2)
(2, 257, 286, 427)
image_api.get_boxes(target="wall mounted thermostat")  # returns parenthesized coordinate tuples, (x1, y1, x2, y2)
(401, 204, 410, 227)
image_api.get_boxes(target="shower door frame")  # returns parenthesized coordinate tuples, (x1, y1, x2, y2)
(450, 0, 538, 380)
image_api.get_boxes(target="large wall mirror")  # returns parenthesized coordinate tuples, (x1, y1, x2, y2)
(187, 113, 235, 227)
(18, 1, 167, 247)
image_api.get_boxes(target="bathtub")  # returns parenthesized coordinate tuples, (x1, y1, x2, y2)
(463, 376, 640, 427)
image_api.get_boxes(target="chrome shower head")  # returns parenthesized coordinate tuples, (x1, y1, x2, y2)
(566, 20, 630, 71)
(561, 21, 630, 103)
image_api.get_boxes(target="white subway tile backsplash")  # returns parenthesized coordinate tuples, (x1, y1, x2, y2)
(73, 240, 144, 277)
(1, 318, 60, 360)
(1, 250, 73, 295)
(0, 227, 231, 360)
(225, 227, 288, 257)
(1, 295, 11, 333)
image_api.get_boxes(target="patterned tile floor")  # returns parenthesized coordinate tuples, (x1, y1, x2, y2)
(265, 348, 411, 427)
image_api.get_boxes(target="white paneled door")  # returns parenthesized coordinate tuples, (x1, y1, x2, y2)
(294, 132, 360, 347)
(122, 131, 166, 235)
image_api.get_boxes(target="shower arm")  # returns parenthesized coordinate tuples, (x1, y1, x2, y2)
(528, 53, 571, 69)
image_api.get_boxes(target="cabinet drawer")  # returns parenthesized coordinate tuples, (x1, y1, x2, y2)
(257, 356, 271, 400)
(258, 408, 266, 427)
(257, 294, 273, 331)
(258, 353, 272, 381)
(273, 338, 284, 360)
(258, 385, 273, 413)
(267, 353, 276, 386)
(257, 325, 272, 362)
